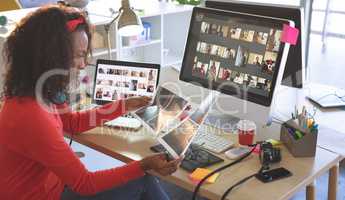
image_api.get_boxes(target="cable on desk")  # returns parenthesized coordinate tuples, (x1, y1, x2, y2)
(220, 166, 265, 200)
(191, 144, 258, 200)
(315, 92, 345, 103)
(220, 173, 256, 200)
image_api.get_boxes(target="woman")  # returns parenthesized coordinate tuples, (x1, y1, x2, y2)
(0, 6, 180, 200)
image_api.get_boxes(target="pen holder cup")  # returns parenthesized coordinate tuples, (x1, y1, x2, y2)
(280, 119, 318, 157)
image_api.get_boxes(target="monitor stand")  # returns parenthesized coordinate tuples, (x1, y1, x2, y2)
(203, 111, 240, 133)
(203, 108, 283, 141)
(199, 90, 240, 132)
(200, 90, 282, 140)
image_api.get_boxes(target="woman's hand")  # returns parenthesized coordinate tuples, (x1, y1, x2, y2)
(140, 153, 182, 176)
(124, 96, 152, 112)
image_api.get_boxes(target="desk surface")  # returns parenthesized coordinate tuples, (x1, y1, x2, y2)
(298, 83, 345, 135)
(68, 67, 344, 200)
(318, 126, 345, 157)
(297, 84, 345, 157)
(71, 125, 342, 200)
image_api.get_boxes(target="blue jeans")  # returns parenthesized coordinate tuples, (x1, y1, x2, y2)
(60, 175, 170, 200)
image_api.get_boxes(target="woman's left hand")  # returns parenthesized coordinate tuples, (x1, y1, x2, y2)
(124, 96, 152, 112)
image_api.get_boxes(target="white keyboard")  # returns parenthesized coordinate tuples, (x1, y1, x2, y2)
(192, 126, 234, 154)
(81, 104, 142, 129)
(104, 115, 142, 130)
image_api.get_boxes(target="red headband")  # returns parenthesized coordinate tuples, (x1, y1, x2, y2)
(66, 17, 85, 32)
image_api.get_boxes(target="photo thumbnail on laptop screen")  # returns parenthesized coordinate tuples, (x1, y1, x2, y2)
(94, 64, 159, 101)
(134, 87, 189, 133)
(182, 7, 287, 101)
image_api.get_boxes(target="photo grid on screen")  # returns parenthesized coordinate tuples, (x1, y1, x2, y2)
(192, 15, 283, 98)
(94, 64, 158, 102)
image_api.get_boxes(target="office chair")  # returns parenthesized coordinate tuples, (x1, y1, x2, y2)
(0, 0, 22, 12)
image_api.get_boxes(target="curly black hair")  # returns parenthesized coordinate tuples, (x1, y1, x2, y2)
(2, 5, 92, 100)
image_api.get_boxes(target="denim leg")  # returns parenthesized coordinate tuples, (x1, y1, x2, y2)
(141, 175, 170, 200)
(61, 175, 170, 200)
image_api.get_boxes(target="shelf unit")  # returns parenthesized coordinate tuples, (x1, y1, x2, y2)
(121, 39, 162, 50)
(87, 0, 193, 70)
(0, 1, 193, 94)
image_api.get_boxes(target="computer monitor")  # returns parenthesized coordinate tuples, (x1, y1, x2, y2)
(180, 7, 292, 107)
(205, 0, 304, 88)
(92, 59, 160, 105)
(179, 7, 293, 139)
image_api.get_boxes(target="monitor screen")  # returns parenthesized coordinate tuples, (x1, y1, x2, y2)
(205, 1, 303, 88)
(180, 7, 291, 106)
(93, 59, 160, 104)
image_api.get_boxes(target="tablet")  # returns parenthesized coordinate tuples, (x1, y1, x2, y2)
(133, 86, 190, 134)
(157, 92, 218, 159)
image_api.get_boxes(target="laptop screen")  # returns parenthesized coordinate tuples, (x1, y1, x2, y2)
(93, 60, 160, 104)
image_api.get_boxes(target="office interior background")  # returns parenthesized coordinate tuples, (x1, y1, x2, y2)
(81, 0, 345, 199)
(76, 0, 345, 199)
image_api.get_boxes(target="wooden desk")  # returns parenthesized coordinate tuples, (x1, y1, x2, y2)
(298, 84, 345, 135)
(318, 126, 345, 157)
(297, 85, 345, 158)
(70, 125, 342, 200)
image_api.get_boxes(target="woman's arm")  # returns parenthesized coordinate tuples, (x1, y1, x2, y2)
(3, 103, 145, 196)
(56, 96, 152, 134)
(27, 119, 145, 195)
(56, 100, 126, 134)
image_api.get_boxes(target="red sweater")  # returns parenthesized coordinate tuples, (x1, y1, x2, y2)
(0, 97, 145, 200)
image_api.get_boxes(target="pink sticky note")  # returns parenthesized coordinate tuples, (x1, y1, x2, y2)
(281, 24, 299, 45)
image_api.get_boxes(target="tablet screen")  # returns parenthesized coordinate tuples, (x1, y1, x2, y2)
(158, 93, 217, 158)
(134, 87, 189, 133)
(160, 119, 199, 155)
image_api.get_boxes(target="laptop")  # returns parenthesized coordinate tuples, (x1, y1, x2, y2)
(307, 83, 345, 108)
(91, 59, 160, 129)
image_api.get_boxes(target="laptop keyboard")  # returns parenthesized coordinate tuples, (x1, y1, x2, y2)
(81, 104, 133, 118)
(123, 114, 134, 118)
